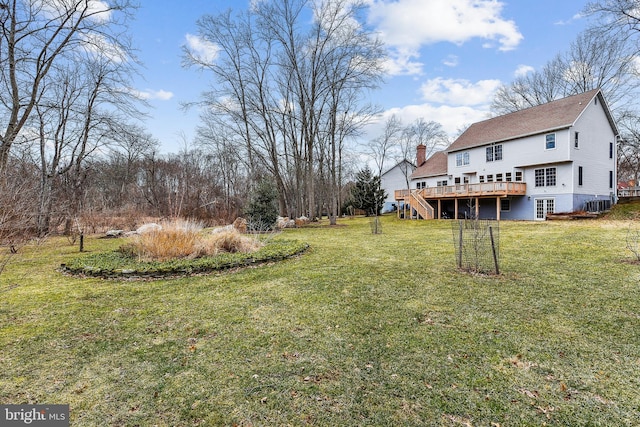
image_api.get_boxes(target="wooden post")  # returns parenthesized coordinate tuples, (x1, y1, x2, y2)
(437, 199, 442, 219)
(475, 197, 479, 219)
(458, 220, 463, 268)
(489, 226, 499, 275)
(454, 198, 459, 220)
(496, 197, 501, 221)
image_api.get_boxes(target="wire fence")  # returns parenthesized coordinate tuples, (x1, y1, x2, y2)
(370, 216, 383, 234)
(451, 219, 500, 274)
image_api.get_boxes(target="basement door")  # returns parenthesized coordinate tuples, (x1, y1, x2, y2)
(535, 198, 555, 220)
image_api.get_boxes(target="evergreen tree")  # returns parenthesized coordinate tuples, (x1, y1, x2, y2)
(350, 167, 386, 216)
(245, 180, 279, 230)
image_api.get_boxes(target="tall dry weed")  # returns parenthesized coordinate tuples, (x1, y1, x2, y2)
(122, 220, 262, 262)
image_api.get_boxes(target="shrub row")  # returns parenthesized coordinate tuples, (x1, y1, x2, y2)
(60, 239, 309, 279)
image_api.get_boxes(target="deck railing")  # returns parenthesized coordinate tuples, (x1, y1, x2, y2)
(395, 182, 526, 200)
(619, 188, 640, 197)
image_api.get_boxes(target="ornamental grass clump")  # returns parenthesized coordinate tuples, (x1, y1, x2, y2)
(121, 220, 263, 262)
(203, 229, 262, 255)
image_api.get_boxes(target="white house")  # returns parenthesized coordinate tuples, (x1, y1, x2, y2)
(380, 159, 415, 212)
(395, 89, 618, 220)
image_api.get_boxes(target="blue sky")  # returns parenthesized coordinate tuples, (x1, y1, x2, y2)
(128, 0, 591, 153)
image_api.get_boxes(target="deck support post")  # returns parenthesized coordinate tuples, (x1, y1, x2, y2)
(475, 197, 479, 219)
(454, 198, 459, 220)
(496, 197, 501, 221)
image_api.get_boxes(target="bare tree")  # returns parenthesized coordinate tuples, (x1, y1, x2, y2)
(491, 28, 638, 115)
(32, 46, 142, 235)
(491, 56, 566, 115)
(406, 118, 449, 160)
(617, 111, 640, 184)
(184, 0, 384, 221)
(370, 114, 403, 178)
(196, 122, 246, 221)
(105, 123, 159, 208)
(585, 1, 640, 45)
(0, 0, 138, 177)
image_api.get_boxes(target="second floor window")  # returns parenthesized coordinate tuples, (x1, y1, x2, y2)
(486, 144, 503, 162)
(456, 151, 470, 166)
(546, 133, 556, 150)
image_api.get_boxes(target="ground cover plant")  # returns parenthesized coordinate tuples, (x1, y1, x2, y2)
(59, 221, 306, 278)
(1, 216, 639, 425)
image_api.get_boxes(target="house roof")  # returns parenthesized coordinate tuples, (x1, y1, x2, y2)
(381, 159, 416, 177)
(411, 150, 448, 179)
(446, 89, 617, 153)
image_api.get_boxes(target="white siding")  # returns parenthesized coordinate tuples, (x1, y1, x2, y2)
(570, 98, 617, 196)
(523, 163, 573, 195)
(401, 92, 617, 219)
(445, 99, 617, 203)
(381, 161, 414, 203)
(411, 174, 448, 189)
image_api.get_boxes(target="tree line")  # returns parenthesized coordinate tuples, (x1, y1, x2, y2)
(2, 0, 640, 244)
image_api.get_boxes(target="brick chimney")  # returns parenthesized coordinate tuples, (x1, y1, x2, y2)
(416, 144, 426, 166)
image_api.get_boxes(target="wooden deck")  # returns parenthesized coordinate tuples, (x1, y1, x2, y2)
(395, 182, 527, 220)
(395, 182, 526, 201)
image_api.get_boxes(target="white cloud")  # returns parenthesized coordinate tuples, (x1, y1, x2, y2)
(185, 34, 220, 64)
(514, 64, 535, 77)
(37, 0, 112, 23)
(362, 103, 490, 145)
(382, 48, 424, 75)
(81, 33, 127, 62)
(420, 77, 501, 106)
(367, 0, 523, 57)
(362, 76, 501, 144)
(554, 12, 584, 26)
(443, 54, 459, 67)
(133, 89, 174, 101)
(85, 0, 112, 23)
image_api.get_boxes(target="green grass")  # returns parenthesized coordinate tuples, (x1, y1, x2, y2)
(1, 216, 639, 426)
(605, 200, 640, 220)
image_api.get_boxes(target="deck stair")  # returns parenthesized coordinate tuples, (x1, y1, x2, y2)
(409, 190, 434, 219)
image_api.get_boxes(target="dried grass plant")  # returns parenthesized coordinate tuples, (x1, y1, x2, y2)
(124, 220, 262, 262)
(203, 230, 262, 255)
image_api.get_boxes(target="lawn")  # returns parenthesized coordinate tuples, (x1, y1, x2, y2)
(1, 216, 639, 426)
